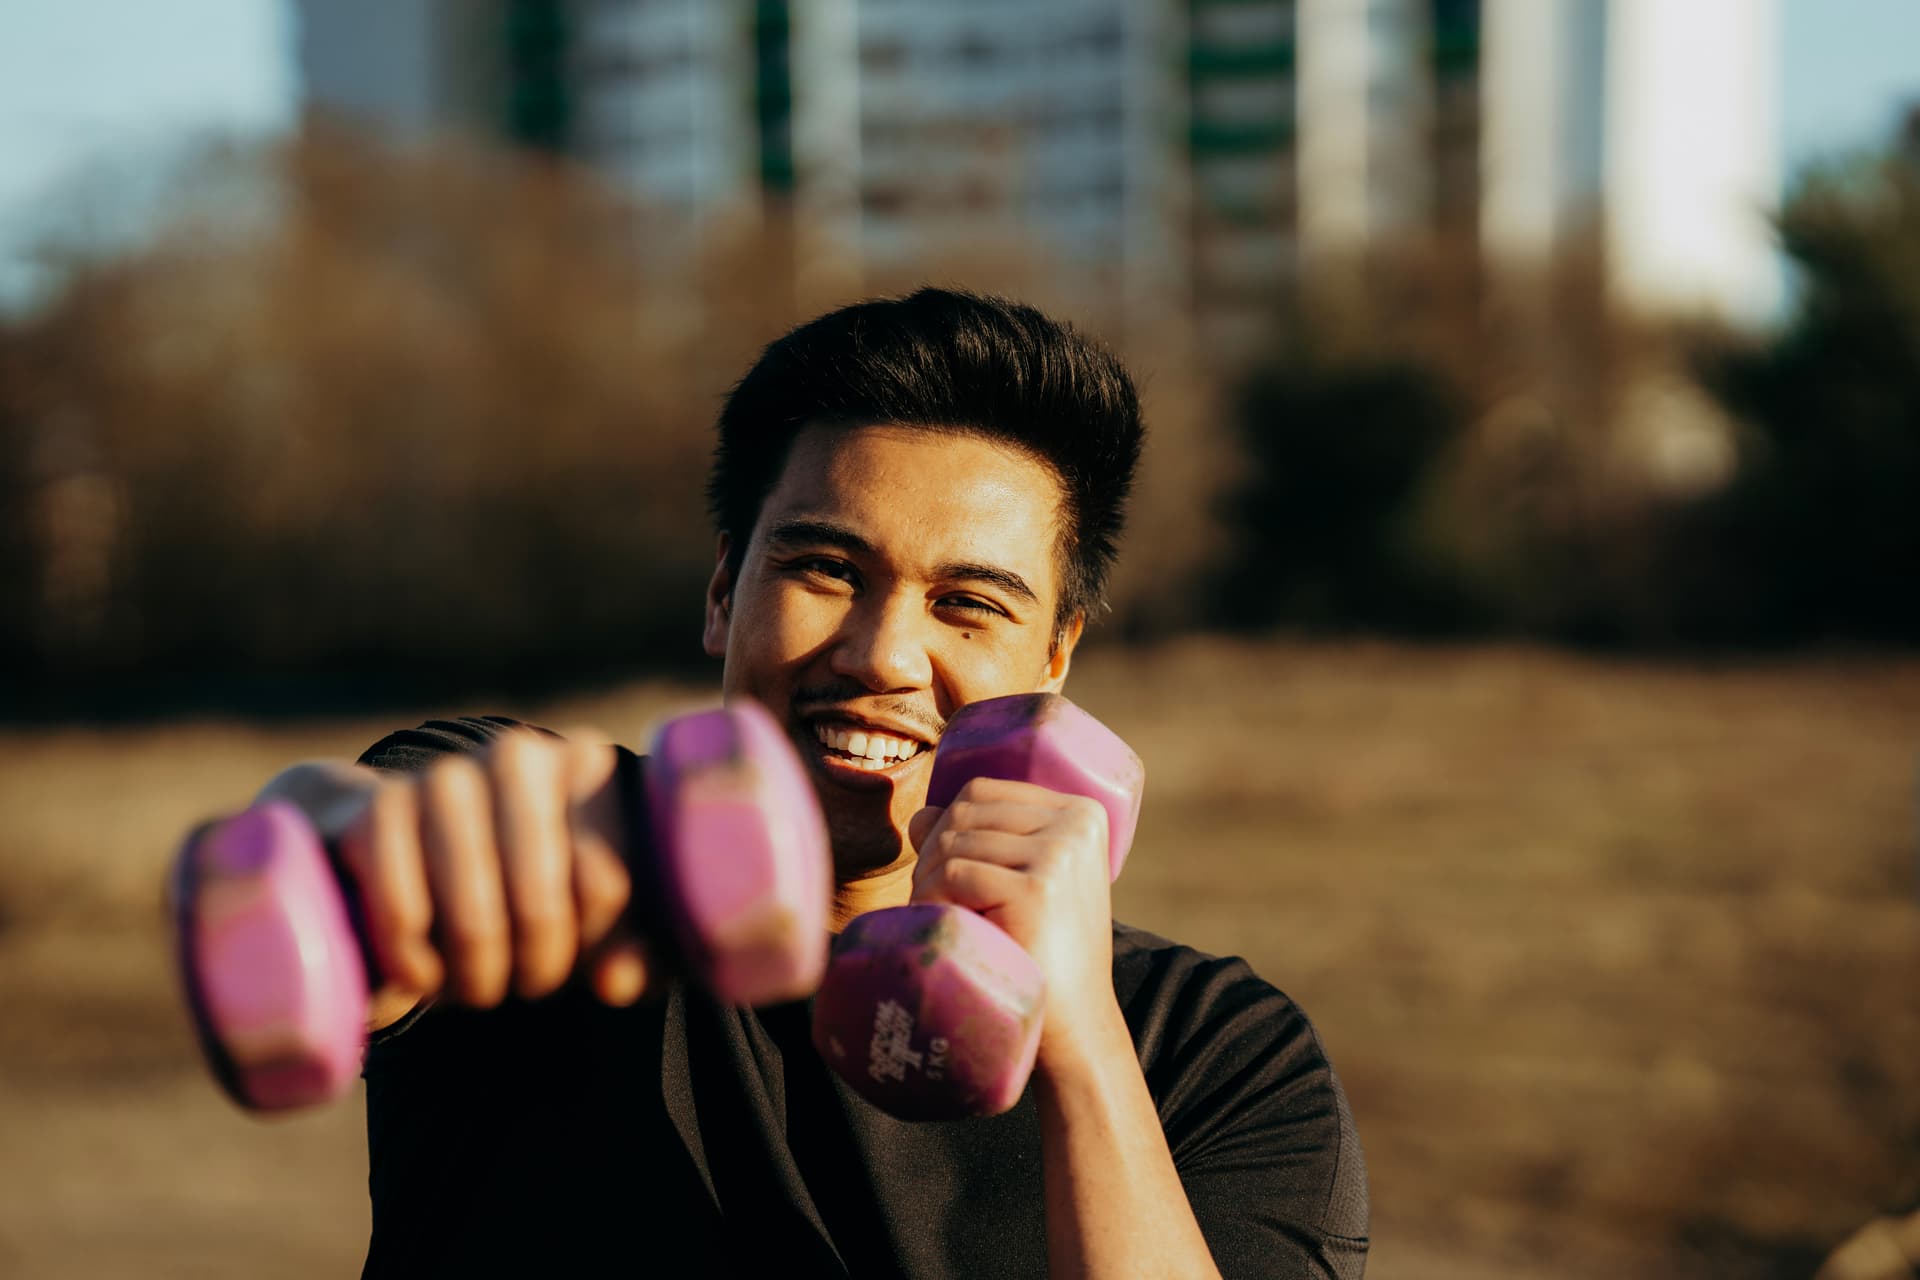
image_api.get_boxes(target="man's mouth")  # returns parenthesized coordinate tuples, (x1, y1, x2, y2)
(810, 722, 926, 773)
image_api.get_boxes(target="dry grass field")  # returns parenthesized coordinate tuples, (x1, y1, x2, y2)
(3, 638, 1918, 1278)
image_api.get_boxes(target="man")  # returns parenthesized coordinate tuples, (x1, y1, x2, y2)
(255, 289, 1367, 1277)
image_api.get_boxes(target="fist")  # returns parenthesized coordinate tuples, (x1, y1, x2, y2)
(907, 776, 1116, 1052)
(255, 728, 647, 1030)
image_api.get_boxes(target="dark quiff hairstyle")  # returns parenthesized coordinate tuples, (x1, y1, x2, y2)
(708, 287, 1144, 634)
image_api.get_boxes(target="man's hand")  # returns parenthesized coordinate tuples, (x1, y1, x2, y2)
(908, 775, 1222, 1278)
(251, 729, 650, 1032)
(906, 776, 1122, 1066)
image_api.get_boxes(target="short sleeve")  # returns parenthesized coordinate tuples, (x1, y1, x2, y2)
(356, 715, 552, 772)
(1115, 926, 1370, 1279)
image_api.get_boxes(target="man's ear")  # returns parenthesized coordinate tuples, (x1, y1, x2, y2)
(702, 534, 734, 659)
(1040, 614, 1085, 692)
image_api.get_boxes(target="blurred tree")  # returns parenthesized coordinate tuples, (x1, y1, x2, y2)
(1214, 356, 1473, 632)
(0, 125, 809, 714)
(1697, 149, 1920, 644)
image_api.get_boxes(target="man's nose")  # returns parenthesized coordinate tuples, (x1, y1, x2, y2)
(828, 593, 932, 693)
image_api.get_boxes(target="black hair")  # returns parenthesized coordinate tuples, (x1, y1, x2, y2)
(708, 287, 1143, 633)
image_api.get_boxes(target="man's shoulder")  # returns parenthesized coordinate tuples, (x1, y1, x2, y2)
(1108, 919, 1341, 1104)
(1110, 919, 1309, 1028)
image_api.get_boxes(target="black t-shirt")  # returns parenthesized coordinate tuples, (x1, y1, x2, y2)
(355, 717, 1369, 1278)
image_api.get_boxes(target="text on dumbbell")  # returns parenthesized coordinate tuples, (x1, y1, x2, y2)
(868, 1000, 924, 1082)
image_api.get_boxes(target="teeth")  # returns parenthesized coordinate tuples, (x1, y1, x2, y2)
(812, 723, 923, 767)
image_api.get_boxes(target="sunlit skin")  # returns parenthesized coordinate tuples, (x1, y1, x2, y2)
(701, 422, 1081, 928)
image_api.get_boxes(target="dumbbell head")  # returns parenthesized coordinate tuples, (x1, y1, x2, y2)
(811, 903, 1044, 1120)
(926, 692, 1143, 881)
(171, 801, 370, 1112)
(815, 692, 1144, 1120)
(646, 698, 832, 1006)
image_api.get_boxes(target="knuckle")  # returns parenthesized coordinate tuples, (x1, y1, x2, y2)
(578, 874, 629, 927)
(384, 892, 433, 936)
(512, 898, 571, 940)
(423, 755, 485, 805)
(369, 777, 417, 829)
(443, 916, 509, 960)
(342, 782, 409, 868)
(489, 729, 557, 779)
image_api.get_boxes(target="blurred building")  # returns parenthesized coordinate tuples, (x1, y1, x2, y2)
(567, 0, 761, 214)
(293, 0, 506, 141)
(1478, 0, 1606, 265)
(293, 0, 758, 226)
(290, 0, 1487, 354)
(1479, 0, 1782, 325)
(292, 0, 1829, 346)
(1186, 0, 1482, 352)
(293, 0, 1184, 318)
(798, 0, 1180, 306)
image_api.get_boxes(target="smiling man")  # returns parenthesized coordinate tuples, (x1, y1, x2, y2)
(252, 290, 1367, 1278)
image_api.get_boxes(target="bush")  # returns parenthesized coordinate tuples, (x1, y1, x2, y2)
(1693, 151, 1920, 644)
(1213, 357, 1474, 632)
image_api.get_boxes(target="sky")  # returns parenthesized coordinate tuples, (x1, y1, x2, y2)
(1781, 0, 1920, 178)
(0, 0, 1915, 308)
(0, 1, 295, 305)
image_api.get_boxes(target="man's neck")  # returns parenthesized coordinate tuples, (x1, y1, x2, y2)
(830, 859, 915, 932)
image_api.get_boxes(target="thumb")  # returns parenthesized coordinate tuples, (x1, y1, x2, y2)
(907, 805, 945, 851)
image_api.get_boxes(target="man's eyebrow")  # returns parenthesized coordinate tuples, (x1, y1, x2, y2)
(765, 518, 874, 555)
(766, 518, 1040, 607)
(935, 561, 1039, 607)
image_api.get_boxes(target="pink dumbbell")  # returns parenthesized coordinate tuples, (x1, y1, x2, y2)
(171, 699, 830, 1112)
(810, 693, 1143, 1121)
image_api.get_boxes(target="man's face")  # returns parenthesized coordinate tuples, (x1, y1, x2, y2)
(703, 422, 1080, 877)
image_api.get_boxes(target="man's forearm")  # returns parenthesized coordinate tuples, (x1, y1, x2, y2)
(1034, 1003, 1224, 1280)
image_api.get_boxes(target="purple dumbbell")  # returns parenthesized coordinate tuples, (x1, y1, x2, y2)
(171, 699, 830, 1112)
(811, 693, 1143, 1121)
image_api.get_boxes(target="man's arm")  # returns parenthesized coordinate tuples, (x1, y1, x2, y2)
(909, 778, 1224, 1279)
(1033, 998, 1225, 1278)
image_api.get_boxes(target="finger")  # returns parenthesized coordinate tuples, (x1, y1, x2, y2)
(912, 828, 1042, 899)
(589, 933, 657, 1006)
(489, 732, 577, 1000)
(338, 777, 443, 994)
(907, 805, 944, 851)
(930, 799, 1060, 839)
(913, 856, 1029, 919)
(563, 736, 630, 949)
(949, 775, 1076, 808)
(419, 756, 513, 1007)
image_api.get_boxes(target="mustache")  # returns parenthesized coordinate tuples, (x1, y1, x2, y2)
(791, 681, 947, 741)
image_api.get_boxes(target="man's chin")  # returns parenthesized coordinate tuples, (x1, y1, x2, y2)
(821, 804, 913, 881)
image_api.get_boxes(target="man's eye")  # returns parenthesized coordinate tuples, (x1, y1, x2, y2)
(940, 595, 1001, 617)
(794, 557, 856, 583)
